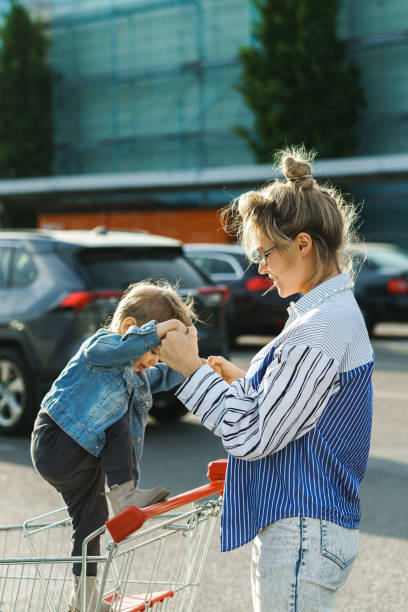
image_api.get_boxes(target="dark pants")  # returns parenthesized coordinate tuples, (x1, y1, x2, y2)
(30, 412, 133, 576)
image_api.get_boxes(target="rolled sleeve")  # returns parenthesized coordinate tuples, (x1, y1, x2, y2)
(176, 348, 340, 460)
(176, 364, 230, 421)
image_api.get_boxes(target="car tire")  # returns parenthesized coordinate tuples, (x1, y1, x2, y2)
(0, 348, 37, 434)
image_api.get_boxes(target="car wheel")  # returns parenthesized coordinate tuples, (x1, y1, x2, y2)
(0, 348, 36, 434)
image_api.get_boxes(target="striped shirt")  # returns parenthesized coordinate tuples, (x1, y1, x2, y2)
(176, 273, 374, 551)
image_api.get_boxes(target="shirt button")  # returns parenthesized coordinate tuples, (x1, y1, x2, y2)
(137, 436, 141, 443)
(145, 401, 150, 407)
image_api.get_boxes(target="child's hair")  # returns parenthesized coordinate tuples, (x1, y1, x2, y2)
(108, 280, 196, 332)
(222, 146, 359, 285)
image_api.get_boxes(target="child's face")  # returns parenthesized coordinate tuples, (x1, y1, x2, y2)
(133, 347, 160, 372)
(119, 316, 161, 372)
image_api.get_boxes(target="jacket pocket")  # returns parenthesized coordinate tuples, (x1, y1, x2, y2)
(320, 520, 359, 569)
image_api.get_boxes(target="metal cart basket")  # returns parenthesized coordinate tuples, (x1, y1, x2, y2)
(0, 458, 227, 612)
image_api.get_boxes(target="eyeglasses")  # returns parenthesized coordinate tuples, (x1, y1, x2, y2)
(250, 245, 277, 266)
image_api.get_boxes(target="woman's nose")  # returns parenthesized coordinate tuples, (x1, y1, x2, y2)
(258, 261, 267, 274)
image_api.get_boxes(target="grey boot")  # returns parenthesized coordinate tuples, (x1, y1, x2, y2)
(68, 575, 111, 612)
(106, 481, 169, 515)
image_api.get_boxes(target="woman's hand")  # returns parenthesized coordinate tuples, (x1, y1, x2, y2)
(156, 319, 187, 339)
(207, 356, 246, 384)
(160, 326, 203, 378)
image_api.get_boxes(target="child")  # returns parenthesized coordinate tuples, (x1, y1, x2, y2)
(31, 280, 194, 612)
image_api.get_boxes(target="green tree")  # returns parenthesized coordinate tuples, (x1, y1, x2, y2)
(0, 0, 53, 177)
(235, 0, 365, 161)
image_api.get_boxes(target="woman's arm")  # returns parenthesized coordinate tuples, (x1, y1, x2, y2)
(163, 339, 340, 460)
(159, 326, 204, 377)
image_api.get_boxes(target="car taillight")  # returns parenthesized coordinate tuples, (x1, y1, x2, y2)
(387, 277, 408, 295)
(197, 285, 230, 306)
(245, 275, 275, 292)
(60, 290, 123, 311)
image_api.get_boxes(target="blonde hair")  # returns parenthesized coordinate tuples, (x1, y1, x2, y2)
(222, 147, 358, 285)
(108, 280, 195, 332)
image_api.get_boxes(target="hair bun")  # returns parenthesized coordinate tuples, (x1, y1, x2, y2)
(282, 154, 314, 190)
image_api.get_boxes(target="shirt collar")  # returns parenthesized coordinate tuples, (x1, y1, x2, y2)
(287, 273, 354, 320)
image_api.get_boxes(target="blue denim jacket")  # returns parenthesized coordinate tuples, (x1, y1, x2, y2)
(40, 321, 184, 480)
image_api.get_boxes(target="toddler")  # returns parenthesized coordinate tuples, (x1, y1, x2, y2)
(30, 280, 194, 612)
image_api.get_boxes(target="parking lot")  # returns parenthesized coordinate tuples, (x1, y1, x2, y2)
(0, 324, 407, 611)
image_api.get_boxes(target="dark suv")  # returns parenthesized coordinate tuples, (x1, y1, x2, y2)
(0, 228, 229, 434)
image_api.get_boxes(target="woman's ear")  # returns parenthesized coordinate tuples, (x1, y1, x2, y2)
(295, 232, 313, 256)
(120, 317, 137, 334)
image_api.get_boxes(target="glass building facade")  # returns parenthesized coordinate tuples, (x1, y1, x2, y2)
(3, 0, 406, 175)
(46, 0, 408, 175)
(338, 0, 408, 156)
(50, 0, 254, 174)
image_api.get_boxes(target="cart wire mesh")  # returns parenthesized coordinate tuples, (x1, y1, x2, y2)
(0, 458, 227, 612)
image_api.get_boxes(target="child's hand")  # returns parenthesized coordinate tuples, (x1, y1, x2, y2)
(207, 356, 246, 384)
(156, 319, 187, 339)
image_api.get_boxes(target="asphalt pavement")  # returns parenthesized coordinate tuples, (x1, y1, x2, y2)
(0, 323, 407, 611)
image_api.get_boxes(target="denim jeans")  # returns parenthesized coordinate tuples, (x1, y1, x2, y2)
(251, 517, 359, 611)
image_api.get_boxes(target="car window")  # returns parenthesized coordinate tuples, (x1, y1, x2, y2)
(77, 247, 208, 289)
(189, 255, 237, 276)
(0, 246, 12, 288)
(10, 248, 38, 287)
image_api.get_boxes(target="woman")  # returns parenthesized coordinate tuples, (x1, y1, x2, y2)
(160, 148, 374, 611)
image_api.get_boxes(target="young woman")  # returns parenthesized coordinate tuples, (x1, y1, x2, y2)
(159, 149, 374, 611)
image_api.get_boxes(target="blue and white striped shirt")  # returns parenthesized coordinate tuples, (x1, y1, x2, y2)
(176, 273, 374, 551)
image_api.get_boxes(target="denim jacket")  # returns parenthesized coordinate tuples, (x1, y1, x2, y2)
(40, 321, 184, 481)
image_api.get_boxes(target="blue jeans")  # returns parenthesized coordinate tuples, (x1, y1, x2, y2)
(251, 517, 359, 611)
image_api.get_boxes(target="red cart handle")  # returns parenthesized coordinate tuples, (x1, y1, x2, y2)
(106, 458, 227, 543)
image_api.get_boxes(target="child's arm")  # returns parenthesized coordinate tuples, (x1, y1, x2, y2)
(84, 322, 161, 367)
(145, 362, 186, 393)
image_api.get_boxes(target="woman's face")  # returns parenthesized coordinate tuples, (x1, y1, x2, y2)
(255, 234, 311, 297)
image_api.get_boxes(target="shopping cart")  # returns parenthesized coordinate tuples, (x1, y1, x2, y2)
(0, 458, 227, 612)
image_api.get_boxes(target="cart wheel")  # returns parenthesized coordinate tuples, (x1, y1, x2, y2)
(0, 348, 37, 434)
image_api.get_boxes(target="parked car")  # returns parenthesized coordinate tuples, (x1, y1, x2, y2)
(0, 228, 229, 433)
(350, 242, 408, 335)
(183, 243, 297, 344)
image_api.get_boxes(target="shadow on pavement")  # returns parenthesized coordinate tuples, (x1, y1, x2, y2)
(141, 417, 226, 496)
(1, 421, 407, 543)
